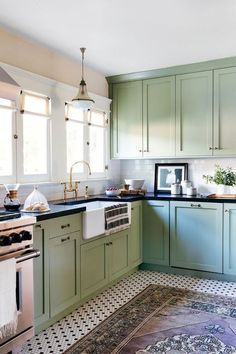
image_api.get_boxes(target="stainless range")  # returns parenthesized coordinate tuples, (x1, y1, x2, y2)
(0, 211, 39, 354)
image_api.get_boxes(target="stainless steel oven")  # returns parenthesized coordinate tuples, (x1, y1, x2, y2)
(0, 214, 39, 354)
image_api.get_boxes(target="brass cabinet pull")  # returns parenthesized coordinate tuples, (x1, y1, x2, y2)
(214, 147, 218, 150)
(209, 147, 213, 150)
(109, 242, 113, 245)
(190, 204, 201, 208)
(225, 209, 229, 213)
(139, 149, 142, 152)
(105, 242, 110, 246)
(61, 223, 70, 229)
(61, 236, 70, 243)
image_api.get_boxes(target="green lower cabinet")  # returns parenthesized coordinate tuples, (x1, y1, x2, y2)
(80, 236, 109, 298)
(81, 229, 130, 298)
(49, 231, 80, 317)
(143, 200, 169, 265)
(33, 222, 50, 328)
(224, 204, 236, 275)
(109, 230, 129, 282)
(128, 201, 143, 268)
(170, 201, 223, 273)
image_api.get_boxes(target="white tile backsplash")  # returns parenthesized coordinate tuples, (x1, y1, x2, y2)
(120, 157, 236, 194)
(2, 157, 236, 207)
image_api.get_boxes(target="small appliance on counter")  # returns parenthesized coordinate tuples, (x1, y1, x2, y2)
(3, 184, 21, 211)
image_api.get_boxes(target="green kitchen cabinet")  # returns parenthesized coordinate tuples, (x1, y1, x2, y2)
(176, 71, 213, 156)
(109, 229, 129, 282)
(224, 204, 236, 275)
(128, 201, 143, 268)
(49, 231, 80, 317)
(34, 213, 82, 332)
(213, 67, 236, 156)
(143, 76, 175, 157)
(170, 201, 223, 273)
(112, 81, 143, 158)
(80, 236, 109, 298)
(33, 221, 50, 328)
(143, 200, 169, 266)
(81, 229, 130, 298)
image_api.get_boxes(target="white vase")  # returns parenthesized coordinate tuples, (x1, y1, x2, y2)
(216, 184, 231, 195)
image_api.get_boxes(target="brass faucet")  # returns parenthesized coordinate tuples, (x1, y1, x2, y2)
(61, 160, 91, 200)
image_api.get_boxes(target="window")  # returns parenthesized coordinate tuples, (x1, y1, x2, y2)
(18, 91, 51, 182)
(66, 104, 108, 179)
(0, 98, 16, 182)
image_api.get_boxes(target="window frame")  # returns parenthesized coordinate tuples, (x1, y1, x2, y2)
(16, 91, 52, 183)
(0, 100, 17, 184)
(65, 105, 108, 180)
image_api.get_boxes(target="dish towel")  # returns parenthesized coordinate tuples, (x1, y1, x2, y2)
(105, 203, 130, 235)
(0, 258, 18, 339)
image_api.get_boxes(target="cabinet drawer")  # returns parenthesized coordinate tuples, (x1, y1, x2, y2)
(48, 214, 81, 238)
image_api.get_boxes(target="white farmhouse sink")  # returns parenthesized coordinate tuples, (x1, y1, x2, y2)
(80, 201, 131, 240)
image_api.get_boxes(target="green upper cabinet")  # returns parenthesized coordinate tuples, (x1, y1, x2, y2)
(170, 201, 223, 273)
(213, 67, 236, 156)
(176, 71, 213, 156)
(112, 81, 143, 158)
(224, 204, 236, 275)
(143, 76, 175, 157)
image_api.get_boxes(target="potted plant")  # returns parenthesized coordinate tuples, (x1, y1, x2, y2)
(203, 164, 236, 194)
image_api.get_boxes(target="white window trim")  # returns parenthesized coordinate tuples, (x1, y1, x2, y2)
(0, 61, 111, 184)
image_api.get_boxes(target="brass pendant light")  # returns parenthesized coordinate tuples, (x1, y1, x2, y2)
(72, 48, 95, 109)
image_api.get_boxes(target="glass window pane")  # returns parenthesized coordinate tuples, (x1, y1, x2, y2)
(23, 114, 48, 174)
(0, 108, 13, 176)
(89, 111, 105, 126)
(22, 93, 50, 115)
(0, 98, 14, 108)
(89, 126, 105, 173)
(66, 104, 84, 122)
(66, 121, 84, 173)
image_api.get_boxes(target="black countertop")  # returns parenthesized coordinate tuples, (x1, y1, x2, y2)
(19, 192, 236, 221)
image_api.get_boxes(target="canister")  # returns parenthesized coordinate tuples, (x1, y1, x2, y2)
(171, 183, 182, 195)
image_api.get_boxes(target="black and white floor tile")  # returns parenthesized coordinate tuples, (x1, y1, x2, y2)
(21, 270, 236, 354)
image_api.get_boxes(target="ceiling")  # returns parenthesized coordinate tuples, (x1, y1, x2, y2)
(1, 0, 236, 76)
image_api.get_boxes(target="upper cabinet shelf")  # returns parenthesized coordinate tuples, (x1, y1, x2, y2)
(110, 64, 236, 159)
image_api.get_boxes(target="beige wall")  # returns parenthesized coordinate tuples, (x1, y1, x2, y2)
(0, 27, 108, 97)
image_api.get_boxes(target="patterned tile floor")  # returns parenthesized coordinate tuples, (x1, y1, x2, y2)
(21, 270, 236, 354)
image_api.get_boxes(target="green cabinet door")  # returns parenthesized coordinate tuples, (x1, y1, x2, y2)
(109, 229, 129, 282)
(170, 201, 223, 273)
(112, 81, 143, 158)
(143, 200, 169, 266)
(80, 236, 109, 298)
(33, 222, 49, 328)
(129, 201, 142, 268)
(49, 232, 80, 317)
(143, 76, 175, 157)
(224, 204, 236, 275)
(176, 71, 213, 156)
(214, 67, 236, 156)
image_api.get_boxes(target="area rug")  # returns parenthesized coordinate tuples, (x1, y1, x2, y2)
(64, 284, 236, 353)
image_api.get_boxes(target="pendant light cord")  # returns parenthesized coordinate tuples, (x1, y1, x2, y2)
(80, 47, 86, 82)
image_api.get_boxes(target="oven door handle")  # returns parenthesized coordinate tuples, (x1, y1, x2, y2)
(16, 249, 40, 263)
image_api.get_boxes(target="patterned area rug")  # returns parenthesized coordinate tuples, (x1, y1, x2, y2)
(64, 284, 236, 353)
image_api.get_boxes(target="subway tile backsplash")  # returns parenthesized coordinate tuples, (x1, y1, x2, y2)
(120, 157, 236, 194)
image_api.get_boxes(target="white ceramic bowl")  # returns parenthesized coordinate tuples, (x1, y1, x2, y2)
(124, 179, 144, 190)
(105, 189, 120, 196)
